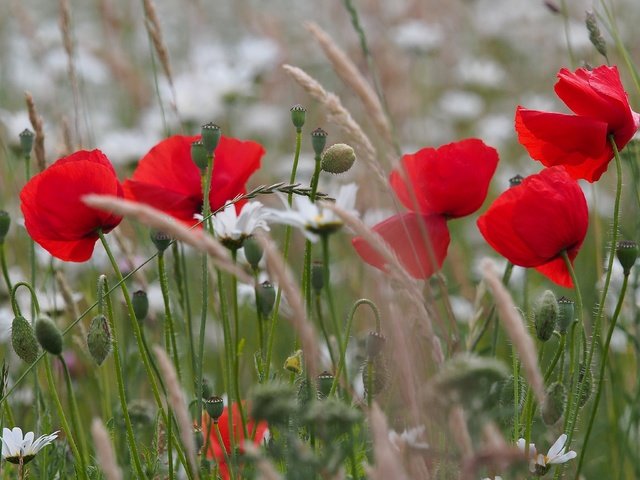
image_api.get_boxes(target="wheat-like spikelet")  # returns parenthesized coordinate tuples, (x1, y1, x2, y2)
(91, 418, 123, 480)
(58, 0, 81, 147)
(305, 22, 394, 150)
(24, 92, 46, 171)
(82, 195, 251, 284)
(142, 0, 174, 88)
(481, 258, 546, 405)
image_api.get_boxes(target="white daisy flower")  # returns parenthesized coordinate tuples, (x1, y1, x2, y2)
(266, 183, 358, 242)
(518, 434, 576, 476)
(0, 427, 58, 464)
(211, 201, 270, 250)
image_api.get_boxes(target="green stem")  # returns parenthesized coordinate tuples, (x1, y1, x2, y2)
(576, 273, 629, 477)
(216, 268, 236, 454)
(158, 251, 181, 381)
(0, 243, 12, 292)
(543, 334, 566, 383)
(174, 242, 196, 384)
(322, 234, 344, 371)
(315, 293, 336, 367)
(43, 357, 88, 480)
(59, 355, 89, 467)
(231, 249, 249, 438)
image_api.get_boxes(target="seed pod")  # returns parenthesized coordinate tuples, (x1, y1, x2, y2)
(203, 396, 224, 422)
(243, 236, 263, 270)
(200, 122, 221, 155)
(541, 381, 566, 425)
(87, 315, 112, 366)
(190, 141, 208, 172)
(557, 296, 575, 334)
(317, 371, 334, 399)
(311, 127, 328, 156)
(132, 290, 149, 322)
(616, 240, 638, 276)
(534, 290, 558, 342)
(150, 230, 172, 252)
(19, 129, 34, 157)
(290, 104, 306, 130)
(11, 316, 39, 363)
(366, 331, 386, 359)
(256, 281, 276, 317)
(35, 316, 63, 356)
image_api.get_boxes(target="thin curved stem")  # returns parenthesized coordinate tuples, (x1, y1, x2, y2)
(158, 251, 181, 381)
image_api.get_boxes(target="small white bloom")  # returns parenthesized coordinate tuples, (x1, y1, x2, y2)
(481, 477, 503, 480)
(388, 425, 429, 451)
(212, 201, 270, 249)
(518, 434, 576, 475)
(266, 184, 358, 242)
(0, 427, 58, 464)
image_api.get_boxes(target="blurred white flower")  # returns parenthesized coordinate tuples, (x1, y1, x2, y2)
(212, 201, 270, 250)
(266, 184, 358, 242)
(518, 434, 576, 474)
(481, 477, 503, 480)
(391, 20, 443, 53)
(0, 427, 58, 465)
(388, 425, 429, 451)
(438, 91, 484, 120)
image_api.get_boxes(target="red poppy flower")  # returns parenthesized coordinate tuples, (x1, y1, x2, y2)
(123, 135, 264, 224)
(201, 403, 268, 480)
(515, 65, 640, 182)
(352, 213, 450, 279)
(20, 150, 123, 262)
(477, 166, 588, 287)
(389, 138, 499, 218)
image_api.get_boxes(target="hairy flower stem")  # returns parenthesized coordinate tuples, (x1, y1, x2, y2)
(43, 357, 88, 480)
(95, 276, 145, 477)
(577, 273, 629, 477)
(563, 138, 623, 458)
(158, 251, 181, 380)
(173, 242, 196, 382)
(59, 355, 89, 467)
(231, 249, 249, 438)
(265, 128, 303, 381)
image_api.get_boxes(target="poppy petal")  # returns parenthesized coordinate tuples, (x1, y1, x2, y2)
(352, 213, 450, 279)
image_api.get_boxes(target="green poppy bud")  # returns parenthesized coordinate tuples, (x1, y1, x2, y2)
(190, 141, 208, 172)
(290, 104, 306, 131)
(534, 290, 558, 342)
(87, 315, 112, 366)
(132, 290, 149, 322)
(243, 236, 263, 270)
(557, 296, 575, 334)
(311, 127, 328, 156)
(366, 331, 386, 359)
(616, 240, 638, 276)
(35, 316, 63, 356)
(203, 395, 224, 422)
(150, 230, 172, 252)
(256, 281, 276, 317)
(201, 122, 221, 155)
(321, 143, 356, 174)
(317, 371, 334, 399)
(0, 211, 10, 243)
(11, 316, 39, 363)
(311, 260, 324, 292)
(541, 381, 566, 426)
(19, 129, 34, 157)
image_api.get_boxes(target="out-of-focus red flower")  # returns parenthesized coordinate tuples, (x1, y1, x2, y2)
(353, 213, 450, 279)
(123, 135, 264, 224)
(477, 166, 588, 287)
(515, 65, 640, 182)
(20, 150, 123, 262)
(201, 403, 268, 480)
(389, 138, 499, 218)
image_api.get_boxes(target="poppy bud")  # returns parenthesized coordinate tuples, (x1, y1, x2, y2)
(11, 316, 39, 363)
(150, 230, 172, 252)
(509, 174, 524, 187)
(586, 11, 607, 58)
(616, 240, 638, 276)
(87, 315, 112, 366)
(541, 381, 566, 426)
(35, 315, 63, 356)
(19, 129, 34, 157)
(290, 104, 306, 131)
(132, 290, 149, 322)
(317, 371, 334, 399)
(284, 349, 303, 375)
(311, 260, 324, 292)
(311, 127, 328, 156)
(366, 331, 386, 359)
(321, 143, 356, 174)
(534, 290, 558, 342)
(190, 141, 208, 173)
(557, 296, 575, 334)
(243, 236, 263, 270)
(0, 211, 10, 243)
(200, 122, 221, 155)
(203, 395, 224, 422)
(256, 281, 275, 317)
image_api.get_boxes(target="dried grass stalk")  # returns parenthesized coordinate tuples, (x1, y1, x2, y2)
(305, 22, 393, 148)
(24, 92, 46, 171)
(367, 404, 411, 480)
(481, 258, 546, 405)
(83, 195, 251, 283)
(153, 346, 198, 477)
(282, 64, 388, 187)
(255, 231, 320, 377)
(61, 116, 73, 156)
(58, 0, 80, 147)
(142, 0, 174, 87)
(91, 418, 122, 480)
